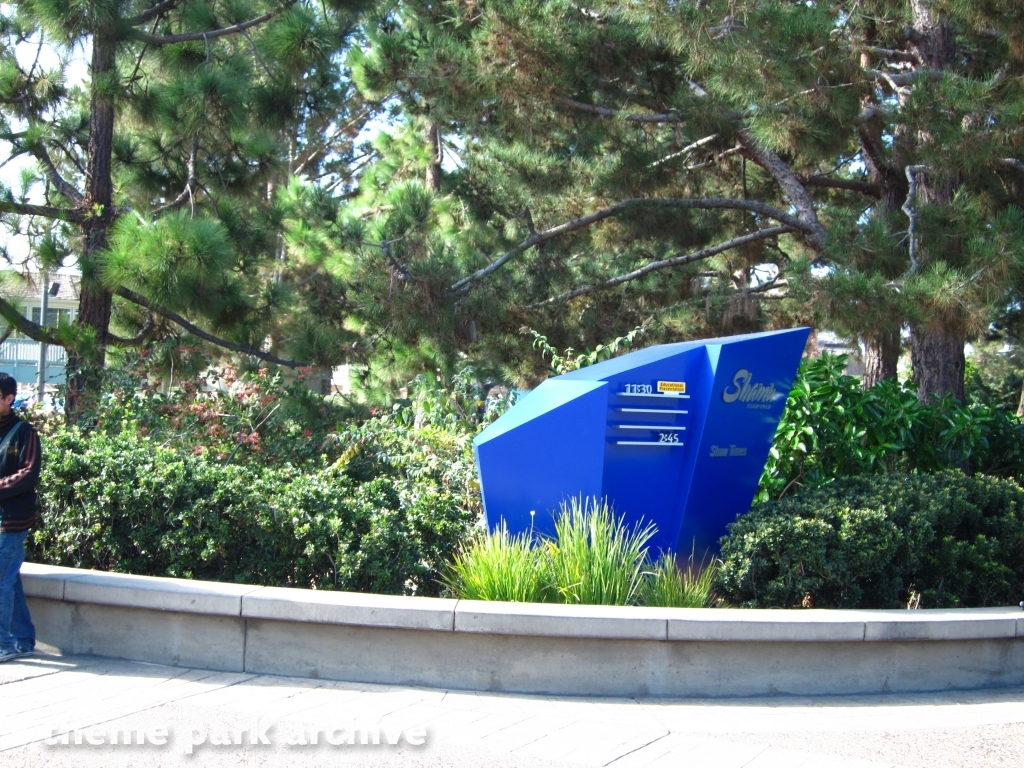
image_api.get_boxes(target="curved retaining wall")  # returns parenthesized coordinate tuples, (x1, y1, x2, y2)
(21, 562, 1024, 698)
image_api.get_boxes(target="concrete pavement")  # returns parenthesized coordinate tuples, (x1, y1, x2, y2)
(1, 653, 1022, 767)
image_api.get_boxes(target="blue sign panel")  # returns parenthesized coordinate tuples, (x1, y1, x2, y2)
(473, 327, 811, 555)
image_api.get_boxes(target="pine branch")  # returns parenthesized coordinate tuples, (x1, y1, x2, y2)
(114, 287, 310, 368)
(748, 275, 787, 295)
(128, 0, 183, 25)
(866, 68, 944, 87)
(858, 126, 891, 177)
(448, 198, 816, 297)
(292, 110, 368, 176)
(29, 143, 84, 205)
(532, 226, 795, 306)
(363, 238, 410, 280)
(54, 138, 86, 176)
(850, 45, 921, 65)
(557, 97, 683, 123)
(901, 165, 928, 274)
(132, 5, 289, 45)
(152, 137, 199, 216)
(649, 134, 718, 168)
(738, 131, 827, 249)
(105, 314, 157, 347)
(239, 26, 274, 79)
(0, 296, 61, 344)
(798, 174, 881, 198)
(0, 200, 81, 221)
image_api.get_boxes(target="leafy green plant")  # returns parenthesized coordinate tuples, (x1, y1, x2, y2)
(548, 497, 655, 605)
(59, 347, 360, 469)
(29, 425, 475, 596)
(525, 326, 647, 376)
(395, 365, 516, 433)
(718, 471, 1024, 609)
(444, 498, 718, 607)
(758, 354, 1024, 501)
(639, 552, 718, 608)
(24, 363, 523, 594)
(443, 524, 553, 602)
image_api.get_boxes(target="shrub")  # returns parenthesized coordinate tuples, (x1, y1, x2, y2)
(759, 354, 1024, 502)
(445, 498, 718, 607)
(717, 471, 1024, 608)
(29, 429, 473, 595)
(63, 350, 360, 469)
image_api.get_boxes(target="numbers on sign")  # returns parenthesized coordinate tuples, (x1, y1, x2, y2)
(657, 432, 679, 443)
(624, 384, 653, 394)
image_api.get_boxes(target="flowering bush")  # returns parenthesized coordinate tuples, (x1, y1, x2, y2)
(58, 345, 353, 468)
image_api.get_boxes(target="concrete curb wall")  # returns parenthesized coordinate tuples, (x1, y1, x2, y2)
(21, 562, 1024, 697)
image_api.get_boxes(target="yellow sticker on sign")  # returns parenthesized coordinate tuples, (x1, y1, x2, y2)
(657, 381, 686, 394)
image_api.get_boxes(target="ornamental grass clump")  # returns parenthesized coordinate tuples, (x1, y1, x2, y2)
(639, 552, 718, 608)
(444, 498, 718, 607)
(548, 497, 655, 605)
(443, 524, 552, 603)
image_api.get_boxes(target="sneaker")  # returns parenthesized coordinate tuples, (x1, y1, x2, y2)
(0, 647, 19, 664)
(14, 645, 33, 659)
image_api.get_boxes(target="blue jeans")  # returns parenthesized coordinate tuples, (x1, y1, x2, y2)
(0, 531, 35, 652)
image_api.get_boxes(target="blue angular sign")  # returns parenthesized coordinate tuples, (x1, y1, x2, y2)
(473, 327, 811, 555)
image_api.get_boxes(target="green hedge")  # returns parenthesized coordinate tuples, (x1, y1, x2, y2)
(28, 429, 472, 595)
(717, 471, 1024, 609)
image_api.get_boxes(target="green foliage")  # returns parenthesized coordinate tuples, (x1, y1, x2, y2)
(28, 426, 474, 595)
(638, 552, 718, 609)
(63, 345, 355, 468)
(758, 354, 1024, 501)
(966, 339, 1024, 413)
(717, 472, 1024, 609)
(442, 524, 553, 603)
(26, 365, 509, 594)
(3, 0, 1024, 408)
(525, 325, 647, 376)
(395, 365, 516, 433)
(0, 0, 373, 404)
(548, 497, 655, 606)
(445, 497, 718, 607)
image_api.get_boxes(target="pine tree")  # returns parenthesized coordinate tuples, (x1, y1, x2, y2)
(0, 0, 367, 416)
(341, 0, 1024, 398)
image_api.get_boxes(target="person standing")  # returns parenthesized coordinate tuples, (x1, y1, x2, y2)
(0, 373, 41, 663)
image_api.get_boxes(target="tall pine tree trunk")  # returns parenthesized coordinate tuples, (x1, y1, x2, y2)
(912, 322, 965, 403)
(908, 0, 964, 404)
(861, 330, 900, 389)
(66, 33, 116, 420)
(425, 122, 442, 192)
(855, 33, 906, 389)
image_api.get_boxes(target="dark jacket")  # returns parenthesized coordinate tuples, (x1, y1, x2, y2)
(0, 413, 41, 533)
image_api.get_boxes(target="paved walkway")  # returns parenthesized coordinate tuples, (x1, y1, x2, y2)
(0, 654, 1022, 767)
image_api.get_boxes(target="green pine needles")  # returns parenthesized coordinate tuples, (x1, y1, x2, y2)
(444, 497, 718, 607)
